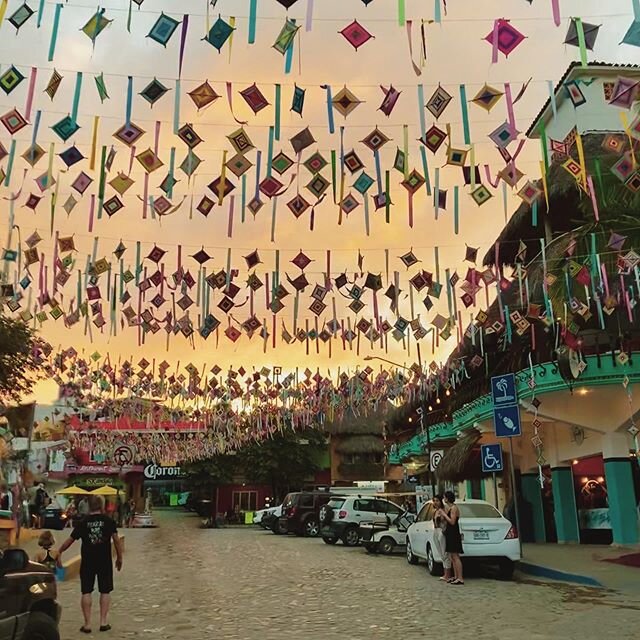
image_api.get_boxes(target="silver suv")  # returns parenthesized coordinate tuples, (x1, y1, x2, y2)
(319, 496, 403, 546)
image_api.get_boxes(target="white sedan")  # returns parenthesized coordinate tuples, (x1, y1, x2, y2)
(254, 504, 280, 527)
(406, 499, 521, 579)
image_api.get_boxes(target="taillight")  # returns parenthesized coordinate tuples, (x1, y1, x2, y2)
(339, 510, 347, 519)
(505, 525, 518, 539)
(288, 507, 297, 518)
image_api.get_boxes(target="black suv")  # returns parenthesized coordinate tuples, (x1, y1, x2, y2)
(278, 491, 335, 537)
(0, 547, 61, 640)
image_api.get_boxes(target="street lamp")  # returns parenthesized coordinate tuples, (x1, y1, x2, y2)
(364, 355, 436, 497)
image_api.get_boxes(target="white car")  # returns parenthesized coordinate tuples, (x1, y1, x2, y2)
(406, 499, 520, 579)
(319, 496, 404, 546)
(254, 504, 281, 527)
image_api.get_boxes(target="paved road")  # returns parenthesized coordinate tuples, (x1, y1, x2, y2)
(57, 511, 640, 640)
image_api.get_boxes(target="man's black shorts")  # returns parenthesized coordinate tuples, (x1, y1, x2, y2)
(80, 559, 113, 594)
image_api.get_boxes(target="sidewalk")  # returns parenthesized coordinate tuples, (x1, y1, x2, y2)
(518, 543, 640, 593)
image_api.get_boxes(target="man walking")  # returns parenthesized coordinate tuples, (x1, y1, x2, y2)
(59, 495, 123, 633)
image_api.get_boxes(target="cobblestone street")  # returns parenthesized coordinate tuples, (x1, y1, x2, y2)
(57, 511, 640, 640)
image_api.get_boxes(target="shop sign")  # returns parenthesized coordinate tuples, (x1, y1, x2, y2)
(143, 464, 185, 480)
(76, 475, 125, 489)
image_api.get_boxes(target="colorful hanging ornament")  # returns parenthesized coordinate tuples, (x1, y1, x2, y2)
(240, 83, 270, 114)
(273, 18, 300, 54)
(147, 13, 181, 46)
(139, 78, 170, 106)
(425, 85, 452, 119)
(471, 83, 503, 112)
(332, 86, 362, 118)
(485, 19, 526, 59)
(188, 81, 219, 110)
(340, 20, 374, 51)
(379, 85, 401, 116)
(81, 9, 113, 45)
(8, 3, 35, 31)
(203, 16, 235, 52)
(291, 84, 306, 115)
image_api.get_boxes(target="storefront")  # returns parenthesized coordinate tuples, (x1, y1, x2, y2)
(142, 463, 189, 507)
(65, 463, 144, 507)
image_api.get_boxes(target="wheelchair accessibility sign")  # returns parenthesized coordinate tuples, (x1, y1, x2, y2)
(481, 444, 504, 473)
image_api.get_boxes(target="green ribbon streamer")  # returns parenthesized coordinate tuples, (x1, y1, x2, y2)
(459, 84, 471, 145)
(575, 18, 588, 67)
(532, 200, 538, 226)
(453, 185, 459, 234)
(71, 72, 83, 124)
(127, 0, 132, 32)
(135, 242, 141, 285)
(325, 85, 335, 134)
(398, 0, 406, 26)
(594, 158, 606, 207)
(3, 140, 16, 187)
(417, 85, 431, 194)
(364, 194, 370, 236)
(37, 0, 45, 27)
(504, 305, 513, 343)
(47, 4, 63, 62)
(248, 0, 258, 44)
(284, 19, 296, 74)
(266, 126, 274, 177)
(434, 246, 440, 283)
(634, 0, 640, 20)
(173, 79, 181, 135)
(274, 84, 281, 141)
(434, 0, 442, 23)
(270, 197, 278, 242)
(125, 76, 133, 126)
(445, 269, 453, 319)
(539, 120, 550, 173)
(434, 167, 440, 219)
(97, 146, 107, 219)
(168, 147, 176, 199)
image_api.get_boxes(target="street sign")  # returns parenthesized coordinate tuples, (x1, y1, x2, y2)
(490, 373, 517, 408)
(493, 404, 522, 438)
(430, 449, 444, 470)
(481, 443, 504, 473)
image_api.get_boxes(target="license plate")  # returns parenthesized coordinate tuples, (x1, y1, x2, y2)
(473, 530, 489, 541)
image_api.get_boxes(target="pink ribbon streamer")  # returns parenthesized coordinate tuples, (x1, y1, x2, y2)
(305, 0, 314, 31)
(484, 165, 501, 188)
(154, 121, 161, 155)
(24, 67, 37, 120)
(587, 175, 599, 221)
(601, 263, 610, 298)
(504, 83, 516, 130)
(405, 20, 422, 76)
(551, 0, 561, 26)
(226, 82, 248, 125)
(491, 20, 500, 64)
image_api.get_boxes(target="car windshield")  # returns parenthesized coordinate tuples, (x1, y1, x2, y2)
(458, 503, 502, 518)
(327, 498, 345, 509)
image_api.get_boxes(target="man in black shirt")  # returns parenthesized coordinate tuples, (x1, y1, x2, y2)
(59, 495, 124, 633)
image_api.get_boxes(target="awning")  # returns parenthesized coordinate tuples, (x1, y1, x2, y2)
(435, 431, 482, 482)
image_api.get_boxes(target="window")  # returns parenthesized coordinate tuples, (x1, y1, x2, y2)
(327, 498, 345, 509)
(354, 499, 376, 512)
(458, 503, 502, 518)
(232, 491, 258, 512)
(374, 500, 402, 516)
(299, 494, 314, 508)
(418, 504, 434, 522)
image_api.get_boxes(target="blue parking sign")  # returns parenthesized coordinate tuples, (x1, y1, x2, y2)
(491, 374, 517, 408)
(481, 444, 504, 473)
(493, 404, 522, 438)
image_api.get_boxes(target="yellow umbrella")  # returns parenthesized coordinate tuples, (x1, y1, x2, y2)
(56, 485, 90, 495)
(91, 485, 119, 496)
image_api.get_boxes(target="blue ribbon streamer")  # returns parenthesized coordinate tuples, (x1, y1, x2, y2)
(374, 149, 383, 194)
(254, 150, 262, 199)
(633, 0, 640, 20)
(248, 0, 258, 43)
(47, 4, 63, 62)
(31, 110, 42, 148)
(168, 147, 176, 199)
(284, 20, 296, 74)
(173, 79, 181, 135)
(434, 0, 442, 23)
(125, 76, 133, 126)
(504, 305, 513, 343)
(266, 126, 275, 177)
(417, 85, 431, 194)
(4, 140, 16, 187)
(459, 84, 471, 145)
(532, 200, 538, 226)
(71, 72, 83, 124)
(325, 85, 335, 134)
(241, 174, 247, 223)
(37, 0, 45, 27)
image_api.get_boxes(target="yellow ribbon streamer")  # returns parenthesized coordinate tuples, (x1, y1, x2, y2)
(0, 0, 9, 25)
(539, 160, 549, 211)
(89, 116, 99, 171)
(575, 131, 588, 191)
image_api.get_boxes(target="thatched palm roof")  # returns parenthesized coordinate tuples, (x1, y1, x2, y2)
(484, 134, 640, 266)
(335, 435, 384, 454)
(435, 431, 481, 482)
(325, 403, 392, 435)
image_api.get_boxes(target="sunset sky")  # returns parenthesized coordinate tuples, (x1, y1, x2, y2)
(0, 0, 636, 404)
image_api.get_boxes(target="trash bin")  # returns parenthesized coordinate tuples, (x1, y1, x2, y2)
(43, 507, 65, 530)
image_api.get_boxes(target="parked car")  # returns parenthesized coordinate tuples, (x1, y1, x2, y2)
(360, 510, 416, 555)
(0, 547, 61, 640)
(278, 491, 334, 537)
(320, 496, 404, 547)
(406, 498, 520, 579)
(254, 504, 281, 528)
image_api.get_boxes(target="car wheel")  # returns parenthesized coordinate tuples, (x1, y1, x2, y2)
(322, 536, 338, 545)
(342, 526, 360, 547)
(319, 505, 334, 525)
(304, 517, 320, 538)
(426, 543, 443, 576)
(378, 537, 395, 555)
(406, 539, 419, 565)
(23, 612, 60, 640)
(498, 559, 515, 581)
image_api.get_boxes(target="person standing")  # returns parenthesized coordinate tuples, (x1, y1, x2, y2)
(58, 495, 124, 634)
(440, 491, 464, 585)
(34, 482, 49, 529)
(432, 495, 452, 583)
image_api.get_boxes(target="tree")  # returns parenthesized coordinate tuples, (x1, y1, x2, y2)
(237, 428, 328, 501)
(0, 316, 44, 405)
(182, 454, 237, 497)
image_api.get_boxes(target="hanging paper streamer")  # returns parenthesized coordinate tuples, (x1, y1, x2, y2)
(324, 85, 335, 134)
(406, 21, 423, 76)
(173, 79, 181, 135)
(502, 181, 508, 223)
(306, 0, 314, 31)
(71, 72, 83, 124)
(24, 68, 38, 120)
(271, 196, 278, 242)
(168, 147, 176, 199)
(453, 185, 459, 234)
(532, 199, 538, 226)
(538, 121, 550, 174)
(587, 175, 600, 221)
(248, 0, 258, 44)
(266, 126, 275, 177)
(3, 140, 16, 187)
(575, 18, 588, 67)
(490, 19, 500, 63)
(403, 125, 409, 180)
(48, 4, 63, 62)
(125, 76, 133, 126)
(634, 0, 640, 20)
(398, 0, 406, 26)
(374, 149, 383, 195)
(178, 15, 189, 78)
(551, 0, 561, 27)
(547, 80, 557, 119)
(385, 171, 391, 224)
(434, 167, 440, 219)
(364, 193, 370, 236)
(575, 131, 587, 189)
(254, 150, 262, 200)
(417, 85, 432, 195)
(0, 0, 8, 24)
(274, 84, 281, 141)
(459, 84, 471, 145)
(227, 195, 235, 238)
(434, 0, 442, 23)
(284, 20, 296, 75)
(226, 82, 248, 125)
